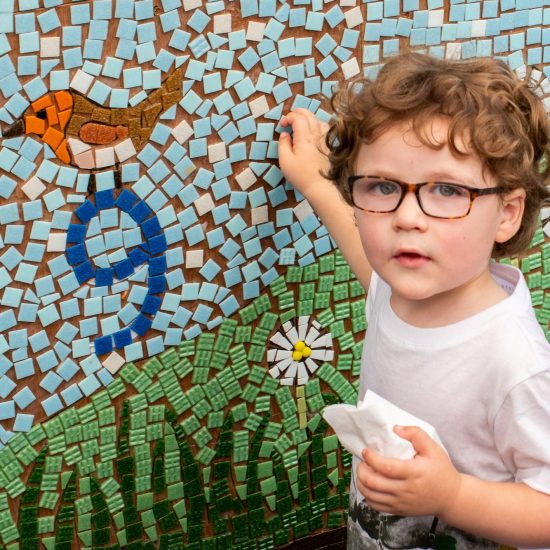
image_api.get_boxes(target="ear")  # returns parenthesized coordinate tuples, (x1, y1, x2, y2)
(494, 188, 526, 244)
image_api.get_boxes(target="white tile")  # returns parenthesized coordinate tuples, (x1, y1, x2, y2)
(249, 96, 269, 118)
(185, 249, 204, 268)
(251, 205, 269, 225)
(276, 356, 293, 372)
(270, 331, 292, 349)
(47, 233, 67, 252)
(540, 78, 550, 94)
(269, 365, 280, 378)
(344, 6, 363, 28)
(103, 351, 125, 374)
(235, 167, 256, 190)
(73, 150, 95, 169)
(70, 69, 94, 94)
(21, 176, 46, 200)
(470, 18, 486, 37)
(305, 326, 320, 344)
(445, 42, 462, 60)
(286, 362, 297, 378)
(67, 137, 91, 156)
(114, 138, 137, 162)
(213, 13, 231, 34)
(193, 193, 215, 216)
(246, 21, 266, 42)
(207, 142, 226, 163)
(94, 147, 115, 168)
(172, 119, 193, 144)
(284, 324, 299, 344)
(341, 57, 360, 80)
(428, 9, 444, 28)
(40, 37, 60, 58)
(182, 0, 201, 9)
(293, 199, 314, 221)
(305, 358, 319, 374)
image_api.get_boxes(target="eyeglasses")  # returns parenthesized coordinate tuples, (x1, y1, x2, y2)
(348, 175, 504, 219)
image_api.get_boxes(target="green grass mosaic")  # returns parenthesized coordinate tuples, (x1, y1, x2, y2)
(0, 252, 360, 549)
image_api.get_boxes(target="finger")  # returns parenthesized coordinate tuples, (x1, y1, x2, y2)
(394, 425, 435, 456)
(356, 477, 399, 514)
(362, 449, 409, 480)
(280, 112, 316, 144)
(357, 461, 403, 495)
(277, 132, 297, 166)
(285, 109, 322, 137)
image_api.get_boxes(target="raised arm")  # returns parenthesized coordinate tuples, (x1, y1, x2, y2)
(278, 109, 372, 291)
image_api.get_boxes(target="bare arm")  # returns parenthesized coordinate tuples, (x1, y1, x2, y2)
(443, 473, 550, 547)
(358, 426, 550, 547)
(278, 108, 372, 291)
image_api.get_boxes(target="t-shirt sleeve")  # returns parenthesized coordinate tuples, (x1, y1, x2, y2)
(493, 370, 550, 495)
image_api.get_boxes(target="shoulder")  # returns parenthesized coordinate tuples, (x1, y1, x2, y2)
(489, 263, 549, 372)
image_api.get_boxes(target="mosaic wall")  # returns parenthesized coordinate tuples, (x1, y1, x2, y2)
(0, 0, 548, 548)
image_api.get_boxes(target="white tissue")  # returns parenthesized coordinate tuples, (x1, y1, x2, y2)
(322, 390, 446, 460)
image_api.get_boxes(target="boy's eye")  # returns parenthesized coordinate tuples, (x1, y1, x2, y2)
(364, 179, 400, 195)
(430, 183, 469, 199)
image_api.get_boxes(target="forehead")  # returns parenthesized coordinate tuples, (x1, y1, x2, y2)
(355, 118, 489, 184)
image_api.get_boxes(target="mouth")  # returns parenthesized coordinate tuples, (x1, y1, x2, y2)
(395, 251, 427, 259)
(393, 250, 430, 266)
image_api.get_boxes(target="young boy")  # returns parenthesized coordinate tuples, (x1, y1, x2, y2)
(278, 53, 550, 548)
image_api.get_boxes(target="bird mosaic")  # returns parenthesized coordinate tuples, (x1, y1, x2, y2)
(4, 66, 185, 170)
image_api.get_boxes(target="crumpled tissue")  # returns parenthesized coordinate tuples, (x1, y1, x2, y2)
(322, 390, 446, 460)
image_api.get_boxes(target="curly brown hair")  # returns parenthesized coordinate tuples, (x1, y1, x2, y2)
(325, 52, 550, 258)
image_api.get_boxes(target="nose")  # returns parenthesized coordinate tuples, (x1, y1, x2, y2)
(391, 189, 428, 230)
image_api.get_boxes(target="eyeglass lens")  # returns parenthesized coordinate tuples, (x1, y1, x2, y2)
(352, 177, 473, 218)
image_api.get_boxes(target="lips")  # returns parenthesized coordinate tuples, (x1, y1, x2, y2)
(396, 251, 426, 259)
(394, 249, 430, 267)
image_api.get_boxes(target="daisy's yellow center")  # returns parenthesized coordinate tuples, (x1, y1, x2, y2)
(292, 340, 311, 361)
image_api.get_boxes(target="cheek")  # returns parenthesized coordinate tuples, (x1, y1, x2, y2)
(437, 223, 494, 264)
(355, 217, 385, 254)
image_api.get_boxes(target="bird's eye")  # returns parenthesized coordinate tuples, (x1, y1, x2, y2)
(36, 110, 47, 120)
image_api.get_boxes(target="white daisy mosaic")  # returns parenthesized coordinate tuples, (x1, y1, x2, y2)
(268, 316, 334, 386)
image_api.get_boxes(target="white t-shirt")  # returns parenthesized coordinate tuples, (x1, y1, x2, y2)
(347, 263, 550, 550)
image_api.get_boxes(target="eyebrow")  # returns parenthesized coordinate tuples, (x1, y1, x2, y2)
(365, 171, 474, 185)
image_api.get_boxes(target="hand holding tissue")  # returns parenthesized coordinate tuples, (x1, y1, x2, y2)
(322, 391, 447, 460)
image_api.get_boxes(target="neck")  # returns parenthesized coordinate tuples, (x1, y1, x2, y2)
(390, 267, 509, 328)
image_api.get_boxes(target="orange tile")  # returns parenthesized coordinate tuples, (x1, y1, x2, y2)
(25, 115, 46, 135)
(31, 95, 53, 113)
(55, 90, 73, 112)
(46, 105, 59, 126)
(42, 127, 65, 151)
(55, 140, 71, 164)
(58, 109, 72, 131)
